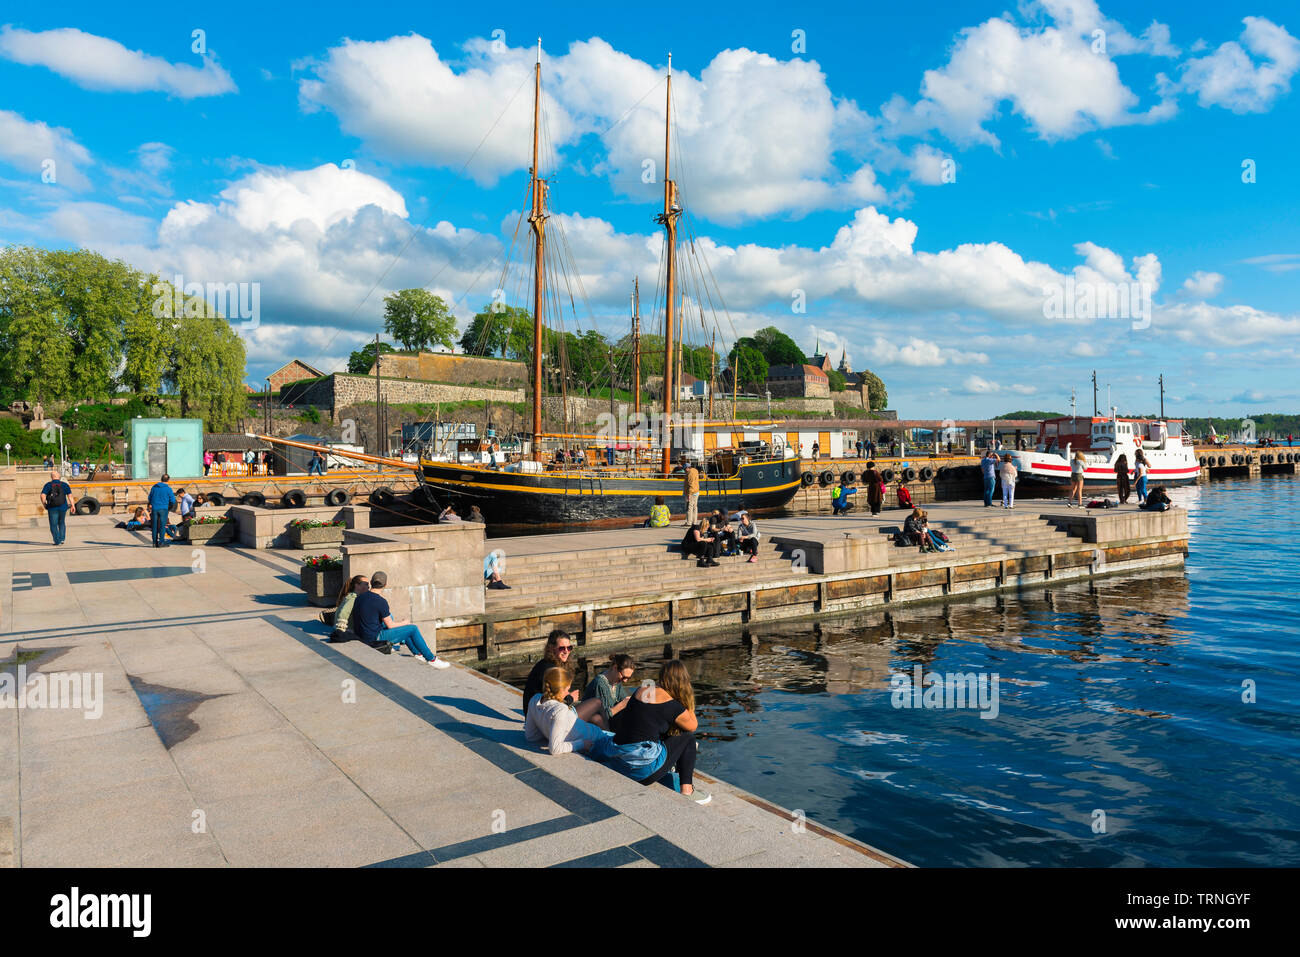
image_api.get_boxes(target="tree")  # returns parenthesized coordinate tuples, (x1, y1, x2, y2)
(737, 326, 804, 367)
(460, 304, 532, 357)
(166, 310, 248, 431)
(382, 289, 456, 351)
(860, 369, 888, 410)
(347, 340, 396, 374)
(727, 345, 768, 392)
(827, 369, 846, 392)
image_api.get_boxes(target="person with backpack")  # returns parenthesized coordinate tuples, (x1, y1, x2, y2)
(40, 469, 73, 545)
(146, 474, 177, 547)
(831, 476, 857, 514)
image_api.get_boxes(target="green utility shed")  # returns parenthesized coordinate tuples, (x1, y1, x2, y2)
(126, 418, 203, 479)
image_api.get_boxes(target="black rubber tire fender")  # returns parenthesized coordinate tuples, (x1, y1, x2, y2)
(920, 466, 934, 481)
(369, 486, 396, 507)
(325, 489, 350, 507)
(281, 489, 307, 508)
(841, 470, 857, 485)
(800, 470, 815, 487)
(206, 492, 225, 506)
(903, 467, 917, 481)
(240, 491, 266, 507)
(881, 468, 895, 483)
(74, 496, 100, 516)
(818, 470, 835, 487)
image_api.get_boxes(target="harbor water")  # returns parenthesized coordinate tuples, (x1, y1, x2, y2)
(490, 474, 1300, 866)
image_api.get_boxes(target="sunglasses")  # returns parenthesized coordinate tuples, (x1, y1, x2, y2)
(556, 645, 574, 652)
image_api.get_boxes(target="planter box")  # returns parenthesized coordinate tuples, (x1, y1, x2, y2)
(184, 521, 235, 545)
(288, 524, 345, 549)
(300, 566, 344, 607)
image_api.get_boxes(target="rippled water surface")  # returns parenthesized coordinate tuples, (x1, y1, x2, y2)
(490, 475, 1300, 866)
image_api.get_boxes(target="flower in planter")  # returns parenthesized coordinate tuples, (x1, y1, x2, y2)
(288, 519, 347, 529)
(302, 553, 344, 568)
(190, 515, 232, 525)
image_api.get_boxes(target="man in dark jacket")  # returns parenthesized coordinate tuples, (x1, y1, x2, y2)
(40, 469, 73, 545)
(147, 473, 177, 548)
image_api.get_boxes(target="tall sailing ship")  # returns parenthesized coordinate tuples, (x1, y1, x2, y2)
(400, 48, 800, 526)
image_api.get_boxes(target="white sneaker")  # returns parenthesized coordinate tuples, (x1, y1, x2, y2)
(428, 658, 451, 669)
(685, 787, 712, 805)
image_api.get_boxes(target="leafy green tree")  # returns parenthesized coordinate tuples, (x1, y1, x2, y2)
(736, 326, 804, 367)
(827, 369, 846, 392)
(460, 304, 532, 357)
(859, 369, 888, 410)
(382, 289, 456, 351)
(727, 345, 768, 392)
(347, 340, 397, 374)
(166, 311, 247, 431)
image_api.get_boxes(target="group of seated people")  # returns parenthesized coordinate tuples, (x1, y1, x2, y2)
(522, 630, 711, 804)
(326, 571, 451, 667)
(438, 505, 486, 524)
(680, 509, 761, 567)
(549, 448, 587, 469)
(117, 487, 199, 540)
(896, 507, 952, 552)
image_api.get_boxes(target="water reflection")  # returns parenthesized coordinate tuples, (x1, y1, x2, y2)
(486, 476, 1300, 866)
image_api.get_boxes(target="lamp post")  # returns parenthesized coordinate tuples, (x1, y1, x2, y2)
(3, 443, 9, 467)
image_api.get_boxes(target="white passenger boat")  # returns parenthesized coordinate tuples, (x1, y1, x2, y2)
(1008, 414, 1200, 488)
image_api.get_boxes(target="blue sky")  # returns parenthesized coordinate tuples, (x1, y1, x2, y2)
(1, 0, 1297, 419)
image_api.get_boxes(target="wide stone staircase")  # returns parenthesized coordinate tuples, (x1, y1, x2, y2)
(875, 511, 1082, 566)
(483, 536, 809, 611)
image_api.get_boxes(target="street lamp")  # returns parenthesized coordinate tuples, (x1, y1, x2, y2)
(3, 443, 9, 467)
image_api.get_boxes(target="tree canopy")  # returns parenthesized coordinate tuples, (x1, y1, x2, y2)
(0, 245, 247, 430)
(347, 340, 397, 374)
(459, 304, 532, 358)
(382, 288, 456, 351)
(726, 344, 769, 392)
(736, 326, 804, 367)
(859, 369, 888, 410)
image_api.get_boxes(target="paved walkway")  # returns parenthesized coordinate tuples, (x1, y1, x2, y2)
(0, 517, 903, 867)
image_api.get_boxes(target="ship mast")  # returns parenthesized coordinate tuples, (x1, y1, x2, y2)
(632, 278, 641, 416)
(529, 38, 548, 460)
(657, 53, 680, 474)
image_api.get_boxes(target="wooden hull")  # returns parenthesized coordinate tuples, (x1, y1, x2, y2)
(414, 458, 803, 526)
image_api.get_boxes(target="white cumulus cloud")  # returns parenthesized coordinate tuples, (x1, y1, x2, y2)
(0, 26, 236, 98)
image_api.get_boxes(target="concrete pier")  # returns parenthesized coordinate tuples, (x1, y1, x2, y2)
(0, 517, 904, 868)
(433, 502, 1189, 664)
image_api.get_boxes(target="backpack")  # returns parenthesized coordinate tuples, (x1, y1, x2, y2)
(46, 482, 67, 508)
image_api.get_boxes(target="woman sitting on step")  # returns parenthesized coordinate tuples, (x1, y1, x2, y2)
(681, 519, 720, 567)
(526, 667, 619, 757)
(326, 574, 369, 642)
(736, 512, 760, 563)
(607, 660, 711, 805)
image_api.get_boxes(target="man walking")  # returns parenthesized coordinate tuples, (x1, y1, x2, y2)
(148, 473, 177, 548)
(682, 459, 700, 527)
(980, 450, 999, 508)
(307, 450, 326, 476)
(39, 469, 73, 546)
(351, 571, 450, 668)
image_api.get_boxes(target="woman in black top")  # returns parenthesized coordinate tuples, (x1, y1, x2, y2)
(1114, 453, 1131, 504)
(521, 629, 607, 727)
(613, 660, 710, 803)
(681, 520, 720, 567)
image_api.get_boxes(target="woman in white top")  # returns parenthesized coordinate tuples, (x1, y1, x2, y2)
(1069, 451, 1086, 508)
(736, 512, 760, 563)
(1134, 449, 1150, 504)
(525, 667, 617, 757)
(999, 455, 1018, 509)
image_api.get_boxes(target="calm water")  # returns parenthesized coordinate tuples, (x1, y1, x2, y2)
(490, 475, 1300, 866)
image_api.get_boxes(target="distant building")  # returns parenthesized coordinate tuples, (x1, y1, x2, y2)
(767, 363, 830, 398)
(372, 350, 526, 385)
(269, 360, 325, 393)
(678, 372, 710, 401)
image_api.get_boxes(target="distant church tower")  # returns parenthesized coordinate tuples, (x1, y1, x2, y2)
(838, 349, 851, 375)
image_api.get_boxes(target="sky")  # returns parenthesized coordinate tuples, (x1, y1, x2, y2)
(1, 0, 1297, 420)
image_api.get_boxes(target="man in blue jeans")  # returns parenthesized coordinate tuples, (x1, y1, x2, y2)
(147, 473, 177, 547)
(39, 469, 73, 545)
(980, 450, 999, 507)
(351, 571, 451, 668)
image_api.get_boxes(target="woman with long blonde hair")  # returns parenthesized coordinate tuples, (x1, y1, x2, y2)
(524, 667, 617, 757)
(609, 659, 710, 804)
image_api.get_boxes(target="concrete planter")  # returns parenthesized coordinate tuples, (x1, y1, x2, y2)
(288, 524, 345, 549)
(184, 520, 235, 545)
(300, 566, 344, 606)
